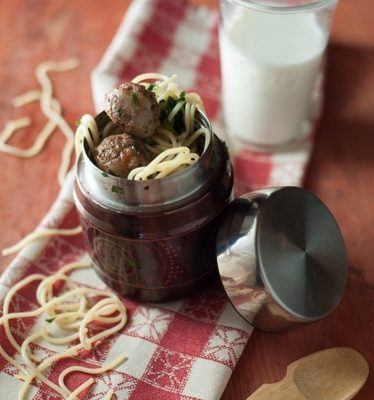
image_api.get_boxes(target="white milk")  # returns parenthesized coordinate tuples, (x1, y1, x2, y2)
(220, 11, 326, 146)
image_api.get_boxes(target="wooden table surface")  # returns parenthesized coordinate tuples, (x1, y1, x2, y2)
(0, 0, 373, 399)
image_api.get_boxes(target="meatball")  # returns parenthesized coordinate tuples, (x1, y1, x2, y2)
(94, 134, 152, 178)
(104, 82, 161, 139)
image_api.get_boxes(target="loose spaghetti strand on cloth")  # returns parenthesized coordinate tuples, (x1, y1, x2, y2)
(104, 389, 115, 400)
(67, 378, 95, 400)
(0, 260, 127, 399)
(2, 226, 83, 256)
(58, 354, 127, 394)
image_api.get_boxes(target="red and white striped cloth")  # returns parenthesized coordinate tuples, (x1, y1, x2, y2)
(0, 172, 252, 400)
(0, 0, 321, 399)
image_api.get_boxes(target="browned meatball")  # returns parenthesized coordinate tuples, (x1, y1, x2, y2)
(104, 82, 161, 139)
(94, 134, 152, 178)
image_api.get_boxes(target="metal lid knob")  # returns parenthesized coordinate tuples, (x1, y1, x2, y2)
(216, 187, 347, 332)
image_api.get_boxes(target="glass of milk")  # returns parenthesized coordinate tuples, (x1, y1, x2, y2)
(219, 0, 338, 149)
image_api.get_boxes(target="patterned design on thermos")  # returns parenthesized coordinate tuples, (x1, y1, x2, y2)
(75, 110, 233, 302)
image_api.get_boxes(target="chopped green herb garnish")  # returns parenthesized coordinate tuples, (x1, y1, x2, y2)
(75, 119, 81, 127)
(173, 111, 185, 133)
(127, 258, 139, 270)
(166, 96, 177, 114)
(147, 83, 156, 91)
(131, 93, 138, 105)
(159, 96, 186, 133)
(222, 140, 229, 156)
(179, 91, 186, 102)
(101, 172, 108, 177)
(111, 185, 123, 194)
(163, 119, 173, 132)
(46, 316, 56, 323)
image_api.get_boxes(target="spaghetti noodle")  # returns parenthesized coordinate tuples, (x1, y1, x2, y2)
(0, 59, 79, 185)
(76, 73, 211, 181)
(1, 71, 212, 400)
(2, 226, 83, 256)
(0, 260, 127, 399)
(0, 59, 82, 257)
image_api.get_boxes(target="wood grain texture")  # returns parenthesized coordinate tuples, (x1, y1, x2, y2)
(247, 348, 369, 400)
(0, 0, 373, 399)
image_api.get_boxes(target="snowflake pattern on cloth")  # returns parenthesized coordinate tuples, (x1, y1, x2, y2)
(0, 0, 317, 398)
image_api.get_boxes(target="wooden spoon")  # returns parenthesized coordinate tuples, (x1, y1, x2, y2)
(247, 347, 369, 400)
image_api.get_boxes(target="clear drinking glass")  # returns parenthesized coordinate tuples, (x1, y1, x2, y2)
(219, 0, 338, 149)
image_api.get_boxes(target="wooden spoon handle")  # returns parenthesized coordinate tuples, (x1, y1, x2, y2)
(247, 379, 305, 400)
(247, 348, 369, 400)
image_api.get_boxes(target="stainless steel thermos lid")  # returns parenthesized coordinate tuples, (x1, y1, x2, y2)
(216, 187, 347, 332)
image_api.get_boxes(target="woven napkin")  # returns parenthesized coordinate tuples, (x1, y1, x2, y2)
(0, 0, 321, 399)
(0, 172, 252, 400)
